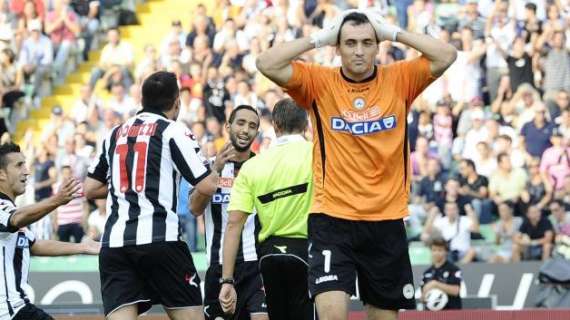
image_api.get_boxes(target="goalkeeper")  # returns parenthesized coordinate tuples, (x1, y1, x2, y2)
(255, 8, 457, 320)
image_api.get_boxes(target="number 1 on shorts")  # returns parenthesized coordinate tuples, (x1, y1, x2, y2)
(322, 250, 331, 273)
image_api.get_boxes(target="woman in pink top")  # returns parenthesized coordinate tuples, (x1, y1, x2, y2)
(540, 129, 570, 191)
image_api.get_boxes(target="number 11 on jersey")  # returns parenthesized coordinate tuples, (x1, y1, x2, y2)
(115, 142, 148, 193)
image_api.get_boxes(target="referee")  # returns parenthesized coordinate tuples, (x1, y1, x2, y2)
(219, 98, 314, 320)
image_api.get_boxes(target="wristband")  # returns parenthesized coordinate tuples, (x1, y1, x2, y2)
(392, 30, 399, 42)
(220, 277, 235, 285)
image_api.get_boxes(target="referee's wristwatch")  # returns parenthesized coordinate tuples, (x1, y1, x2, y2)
(220, 277, 235, 285)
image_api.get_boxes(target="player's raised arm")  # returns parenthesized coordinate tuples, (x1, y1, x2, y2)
(256, 10, 357, 86)
(365, 9, 457, 77)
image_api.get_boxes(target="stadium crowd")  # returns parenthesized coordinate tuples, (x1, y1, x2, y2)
(3, 0, 570, 265)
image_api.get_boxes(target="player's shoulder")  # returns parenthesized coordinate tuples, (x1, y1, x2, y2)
(0, 199, 16, 213)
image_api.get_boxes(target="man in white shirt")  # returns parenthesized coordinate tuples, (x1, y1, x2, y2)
(422, 202, 479, 264)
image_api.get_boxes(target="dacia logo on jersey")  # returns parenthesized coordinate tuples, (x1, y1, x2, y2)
(212, 193, 231, 204)
(16, 234, 28, 248)
(331, 115, 397, 136)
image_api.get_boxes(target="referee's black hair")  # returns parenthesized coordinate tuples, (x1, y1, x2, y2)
(0, 143, 20, 170)
(228, 105, 259, 125)
(337, 11, 379, 45)
(272, 99, 307, 134)
(141, 71, 179, 113)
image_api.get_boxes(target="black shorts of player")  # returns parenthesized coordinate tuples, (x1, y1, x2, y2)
(308, 214, 416, 310)
(258, 236, 314, 320)
(13, 303, 53, 320)
(204, 261, 267, 320)
(99, 241, 202, 316)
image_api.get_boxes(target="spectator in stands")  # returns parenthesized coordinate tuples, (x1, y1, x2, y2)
(10, 0, 45, 20)
(88, 27, 133, 89)
(462, 108, 488, 161)
(540, 128, 570, 191)
(71, 0, 100, 60)
(488, 201, 523, 263)
(57, 135, 90, 179)
(423, 201, 479, 264)
(489, 153, 528, 214)
(548, 199, 570, 236)
(538, 28, 570, 101)
(421, 237, 462, 310)
(87, 198, 106, 241)
(72, 84, 100, 124)
(521, 157, 552, 213)
(411, 136, 438, 182)
(417, 158, 447, 210)
(185, 9, 215, 48)
(441, 178, 472, 216)
(458, 159, 493, 223)
(45, 0, 80, 84)
(473, 141, 497, 178)
(549, 90, 569, 123)
(106, 82, 135, 118)
(459, 0, 485, 39)
(484, 0, 515, 103)
(521, 104, 555, 158)
(14, 0, 40, 50)
(513, 205, 554, 261)
(203, 66, 231, 123)
(0, 48, 24, 119)
(19, 19, 53, 97)
(33, 147, 56, 202)
(496, 36, 534, 94)
(53, 164, 87, 243)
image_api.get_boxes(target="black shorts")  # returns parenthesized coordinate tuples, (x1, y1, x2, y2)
(99, 241, 202, 316)
(204, 261, 267, 319)
(308, 214, 416, 310)
(13, 303, 53, 320)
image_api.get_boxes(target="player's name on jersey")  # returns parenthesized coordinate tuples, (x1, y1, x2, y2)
(115, 122, 158, 138)
(331, 115, 397, 136)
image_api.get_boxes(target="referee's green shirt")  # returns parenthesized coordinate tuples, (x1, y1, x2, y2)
(228, 134, 313, 242)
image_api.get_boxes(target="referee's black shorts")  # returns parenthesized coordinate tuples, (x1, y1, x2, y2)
(308, 213, 416, 310)
(258, 236, 314, 320)
(204, 261, 267, 320)
(99, 241, 202, 316)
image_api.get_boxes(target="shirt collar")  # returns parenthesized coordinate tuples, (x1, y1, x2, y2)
(274, 134, 305, 146)
(0, 192, 14, 204)
(137, 109, 168, 119)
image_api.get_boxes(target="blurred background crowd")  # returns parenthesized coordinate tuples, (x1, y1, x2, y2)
(1, 0, 570, 265)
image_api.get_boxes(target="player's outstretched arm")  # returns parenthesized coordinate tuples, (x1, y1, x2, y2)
(9, 178, 81, 230)
(30, 238, 101, 256)
(364, 9, 457, 77)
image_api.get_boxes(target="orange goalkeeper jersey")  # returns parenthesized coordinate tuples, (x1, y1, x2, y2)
(283, 56, 436, 221)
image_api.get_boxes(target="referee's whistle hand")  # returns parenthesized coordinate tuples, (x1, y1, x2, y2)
(219, 283, 237, 314)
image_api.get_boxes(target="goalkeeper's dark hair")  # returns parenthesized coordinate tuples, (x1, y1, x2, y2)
(337, 11, 379, 45)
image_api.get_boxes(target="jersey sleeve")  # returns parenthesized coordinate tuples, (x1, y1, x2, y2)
(227, 162, 255, 214)
(0, 201, 18, 233)
(281, 61, 321, 110)
(87, 138, 109, 184)
(448, 266, 462, 286)
(389, 56, 437, 110)
(168, 124, 211, 186)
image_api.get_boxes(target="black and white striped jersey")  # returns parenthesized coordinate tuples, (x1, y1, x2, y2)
(88, 111, 211, 248)
(0, 194, 34, 320)
(203, 156, 259, 266)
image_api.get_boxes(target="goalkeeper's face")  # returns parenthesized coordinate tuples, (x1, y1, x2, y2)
(337, 21, 378, 78)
